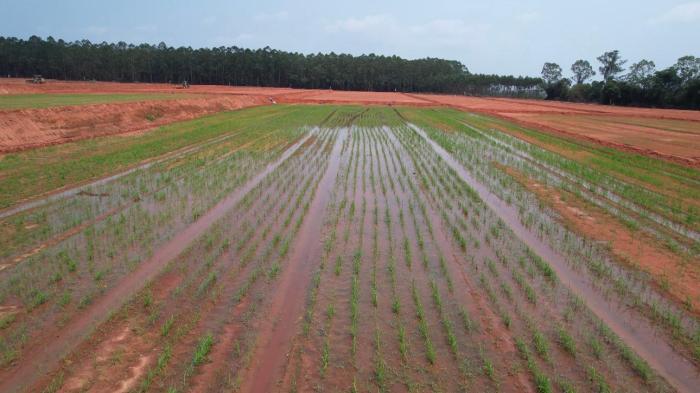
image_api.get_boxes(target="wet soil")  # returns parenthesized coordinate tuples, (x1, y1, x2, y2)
(410, 123, 700, 392)
(498, 163, 700, 315)
(0, 134, 312, 393)
(2, 106, 697, 393)
(239, 129, 347, 392)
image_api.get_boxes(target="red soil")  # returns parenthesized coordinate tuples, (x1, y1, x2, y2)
(410, 93, 700, 167)
(413, 93, 700, 120)
(1, 78, 697, 167)
(0, 78, 309, 152)
(499, 164, 700, 315)
(0, 78, 301, 96)
(505, 113, 700, 163)
(0, 95, 267, 152)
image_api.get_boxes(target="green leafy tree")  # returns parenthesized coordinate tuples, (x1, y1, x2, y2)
(541, 62, 563, 85)
(597, 50, 627, 82)
(674, 55, 700, 84)
(626, 60, 656, 87)
(601, 80, 622, 104)
(571, 60, 595, 84)
(2, 35, 698, 108)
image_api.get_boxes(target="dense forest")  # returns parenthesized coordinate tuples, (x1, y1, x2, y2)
(2, 36, 698, 108)
(541, 51, 700, 109)
(0, 36, 543, 98)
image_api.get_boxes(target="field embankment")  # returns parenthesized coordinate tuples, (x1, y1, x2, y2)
(0, 94, 269, 152)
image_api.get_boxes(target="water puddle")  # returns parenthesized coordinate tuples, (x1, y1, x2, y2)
(241, 127, 348, 392)
(408, 122, 699, 393)
(0, 131, 315, 393)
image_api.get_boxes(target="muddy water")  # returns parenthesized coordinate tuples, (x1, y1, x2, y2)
(388, 125, 540, 391)
(408, 123, 700, 393)
(241, 128, 347, 393)
(0, 132, 314, 393)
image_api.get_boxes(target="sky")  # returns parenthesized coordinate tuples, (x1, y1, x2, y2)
(1, 0, 699, 78)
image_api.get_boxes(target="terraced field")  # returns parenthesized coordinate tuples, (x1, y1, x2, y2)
(0, 105, 697, 393)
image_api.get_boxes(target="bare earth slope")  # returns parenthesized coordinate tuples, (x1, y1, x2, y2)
(0, 95, 268, 152)
(1, 79, 698, 167)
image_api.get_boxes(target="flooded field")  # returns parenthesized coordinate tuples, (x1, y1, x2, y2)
(0, 105, 697, 392)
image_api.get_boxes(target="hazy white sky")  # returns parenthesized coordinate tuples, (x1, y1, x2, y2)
(2, 0, 699, 77)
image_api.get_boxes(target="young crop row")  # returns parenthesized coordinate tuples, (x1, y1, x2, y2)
(0, 123, 315, 369)
(35, 123, 341, 392)
(390, 120, 673, 392)
(428, 113, 697, 253)
(0, 112, 313, 262)
(407, 115, 700, 364)
(289, 120, 510, 391)
(155, 127, 339, 392)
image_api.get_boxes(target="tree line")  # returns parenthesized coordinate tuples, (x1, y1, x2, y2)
(541, 50, 700, 109)
(0, 35, 543, 98)
(3, 36, 696, 108)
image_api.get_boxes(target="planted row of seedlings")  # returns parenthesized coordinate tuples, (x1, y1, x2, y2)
(36, 123, 341, 392)
(460, 120, 698, 246)
(435, 110, 698, 237)
(383, 119, 534, 391)
(373, 123, 464, 390)
(413, 114, 687, 250)
(417, 114, 698, 264)
(0, 121, 312, 369)
(0, 114, 309, 270)
(290, 124, 392, 391)
(150, 126, 339, 393)
(283, 125, 360, 391)
(0, 109, 317, 262)
(230, 123, 350, 392)
(391, 121, 674, 392)
(286, 114, 519, 392)
(384, 122, 531, 392)
(409, 116, 700, 364)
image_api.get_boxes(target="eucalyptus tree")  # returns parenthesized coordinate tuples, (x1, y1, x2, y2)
(597, 50, 627, 82)
(571, 60, 595, 84)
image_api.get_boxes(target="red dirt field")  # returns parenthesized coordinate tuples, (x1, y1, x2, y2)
(0, 78, 302, 96)
(0, 78, 305, 152)
(408, 93, 700, 166)
(413, 94, 700, 120)
(0, 95, 269, 152)
(1, 78, 698, 166)
(504, 113, 700, 164)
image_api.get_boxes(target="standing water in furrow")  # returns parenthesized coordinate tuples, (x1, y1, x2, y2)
(408, 121, 699, 393)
